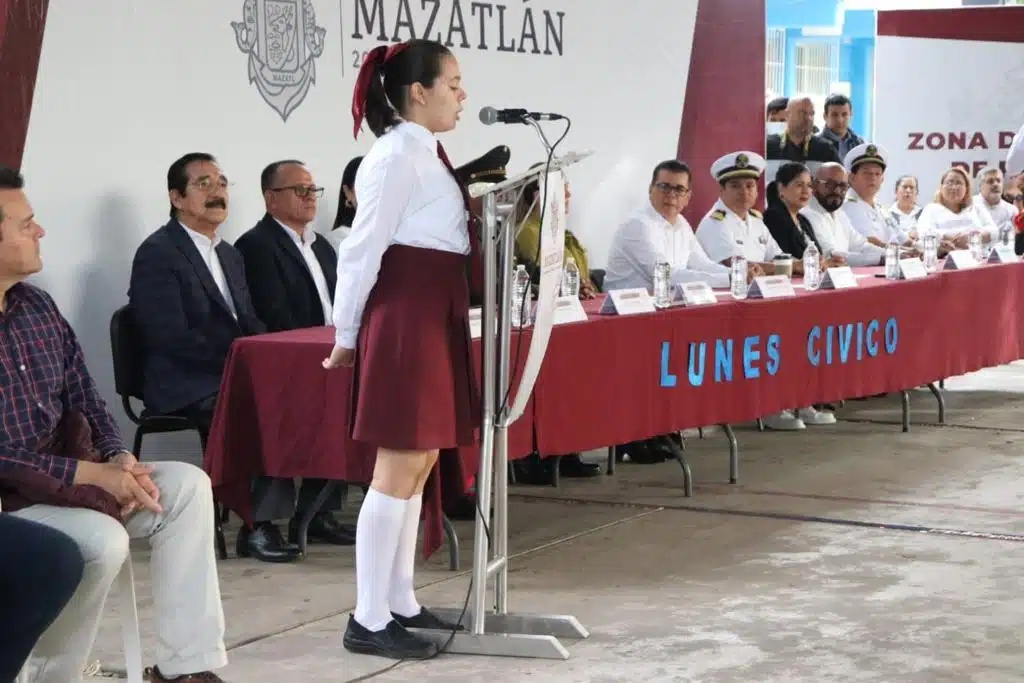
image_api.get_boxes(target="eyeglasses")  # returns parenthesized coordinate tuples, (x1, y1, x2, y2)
(815, 180, 849, 193)
(942, 178, 966, 188)
(270, 185, 325, 199)
(654, 182, 691, 196)
(190, 177, 232, 191)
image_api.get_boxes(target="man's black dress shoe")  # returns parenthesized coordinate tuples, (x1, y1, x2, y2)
(393, 608, 464, 631)
(288, 512, 356, 546)
(343, 615, 438, 659)
(559, 453, 601, 478)
(237, 522, 301, 563)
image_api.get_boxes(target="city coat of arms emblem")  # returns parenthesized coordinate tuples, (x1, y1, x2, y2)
(232, 0, 326, 121)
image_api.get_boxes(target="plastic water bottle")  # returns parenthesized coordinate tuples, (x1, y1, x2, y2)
(884, 238, 900, 280)
(922, 232, 939, 271)
(510, 264, 532, 328)
(999, 223, 1013, 247)
(731, 256, 748, 300)
(968, 230, 983, 262)
(652, 261, 671, 308)
(561, 256, 580, 297)
(999, 222, 1013, 247)
(803, 241, 820, 291)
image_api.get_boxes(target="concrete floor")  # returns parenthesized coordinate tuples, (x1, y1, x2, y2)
(86, 365, 1024, 682)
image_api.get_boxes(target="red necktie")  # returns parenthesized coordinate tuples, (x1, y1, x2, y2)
(437, 142, 484, 299)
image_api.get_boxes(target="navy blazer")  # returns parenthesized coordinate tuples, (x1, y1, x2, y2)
(234, 214, 338, 332)
(127, 219, 265, 414)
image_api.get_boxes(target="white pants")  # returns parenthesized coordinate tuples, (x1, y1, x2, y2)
(12, 461, 227, 682)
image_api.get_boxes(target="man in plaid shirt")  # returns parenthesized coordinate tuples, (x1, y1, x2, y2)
(0, 168, 227, 682)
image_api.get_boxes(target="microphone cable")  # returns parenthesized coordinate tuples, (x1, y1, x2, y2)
(499, 115, 572, 418)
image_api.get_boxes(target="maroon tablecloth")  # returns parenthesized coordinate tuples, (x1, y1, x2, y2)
(204, 326, 536, 559)
(533, 264, 1024, 454)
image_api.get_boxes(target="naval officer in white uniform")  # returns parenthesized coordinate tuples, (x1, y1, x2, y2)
(695, 150, 835, 430)
(840, 143, 914, 248)
(696, 151, 788, 274)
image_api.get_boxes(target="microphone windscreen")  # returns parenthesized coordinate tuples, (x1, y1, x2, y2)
(479, 106, 498, 125)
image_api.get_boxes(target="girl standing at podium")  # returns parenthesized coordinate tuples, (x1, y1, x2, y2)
(322, 38, 476, 660)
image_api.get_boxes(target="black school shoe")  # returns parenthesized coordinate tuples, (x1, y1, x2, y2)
(342, 615, 438, 660)
(393, 608, 465, 631)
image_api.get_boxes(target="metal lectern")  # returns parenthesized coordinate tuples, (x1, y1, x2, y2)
(414, 150, 594, 660)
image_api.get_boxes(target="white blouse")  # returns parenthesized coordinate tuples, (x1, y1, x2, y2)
(604, 202, 730, 292)
(889, 204, 922, 238)
(695, 199, 784, 265)
(332, 122, 468, 347)
(916, 201, 997, 241)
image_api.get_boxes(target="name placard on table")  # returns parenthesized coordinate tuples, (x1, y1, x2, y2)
(676, 281, 717, 306)
(747, 275, 796, 300)
(552, 295, 589, 325)
(943, 250, 978, 270)
(988, 245, 1019, 265)
(819, 266, 858, 290)
(898, 258, 928, 280)
(599, 288, 657, 315)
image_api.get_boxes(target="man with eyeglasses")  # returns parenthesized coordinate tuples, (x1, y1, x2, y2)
(128, 154, 304, 565)
(233, 160, 355, 551)
(604, 159, 734, 293)
(801, 163, 886, 266)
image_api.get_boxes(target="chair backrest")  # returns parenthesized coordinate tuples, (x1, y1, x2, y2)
(109, 305, 146, 402)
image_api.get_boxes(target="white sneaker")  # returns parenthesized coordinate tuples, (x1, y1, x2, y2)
(797, 406, 837, 426)
(762, 410, 806, 431)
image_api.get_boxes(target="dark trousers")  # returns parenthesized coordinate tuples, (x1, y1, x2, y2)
(177, 393, 343, 522)
(0, 515, 84, 680)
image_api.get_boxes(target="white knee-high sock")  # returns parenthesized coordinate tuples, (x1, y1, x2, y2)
(353, 488, 408, 632)
(388, 493, 423, 618)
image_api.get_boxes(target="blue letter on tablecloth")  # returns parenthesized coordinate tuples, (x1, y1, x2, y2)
(856, 322, 864, 360)
(837, 323, 854, 363)
(688, 342, 706, 386)
(825, 325, 834, 365)
(660, 341, 677, 388)
(807, 326, 821, 366)
(884, 317, 898, 354)
(766, 334, 781, 375)
(742, 336, 761, 379)
(714, 339, 733, 383)
(866, 320, 880, 357)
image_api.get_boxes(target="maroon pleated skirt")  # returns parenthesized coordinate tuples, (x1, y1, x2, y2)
(351, 244, 480, 450)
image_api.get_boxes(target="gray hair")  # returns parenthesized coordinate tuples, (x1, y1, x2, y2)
(975, 166, 1002, 184)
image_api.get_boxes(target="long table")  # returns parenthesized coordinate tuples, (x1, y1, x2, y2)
(534, 264, 1024, 455)
(204, 262, 1024, 559)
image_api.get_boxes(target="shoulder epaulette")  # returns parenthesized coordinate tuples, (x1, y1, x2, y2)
(710, 209, 726, 221)
(749, 209, 762, 219)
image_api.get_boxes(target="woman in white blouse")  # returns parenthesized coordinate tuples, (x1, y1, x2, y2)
(917, 167, 997, 250)
(322, 39, 471, 660)
(889, 175, 922, 239)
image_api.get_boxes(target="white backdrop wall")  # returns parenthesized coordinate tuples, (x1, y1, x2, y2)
(874, 15, 1024, 204)
(20, 0, 701, 440)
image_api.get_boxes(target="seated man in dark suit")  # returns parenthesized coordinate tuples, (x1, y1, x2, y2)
(128, 152, 299, 563)
(234, 160, 353, 546)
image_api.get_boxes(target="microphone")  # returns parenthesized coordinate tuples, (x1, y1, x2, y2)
(479, 106, 564, 125)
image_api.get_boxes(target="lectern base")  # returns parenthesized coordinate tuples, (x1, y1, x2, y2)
(412, 608, 589, 659)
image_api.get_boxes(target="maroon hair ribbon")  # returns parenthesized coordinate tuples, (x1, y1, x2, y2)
(351, 42, 411, 139)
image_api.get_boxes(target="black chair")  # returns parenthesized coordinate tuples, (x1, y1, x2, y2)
(589, 268, 605, 292)
(109, 305, 228, 560)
